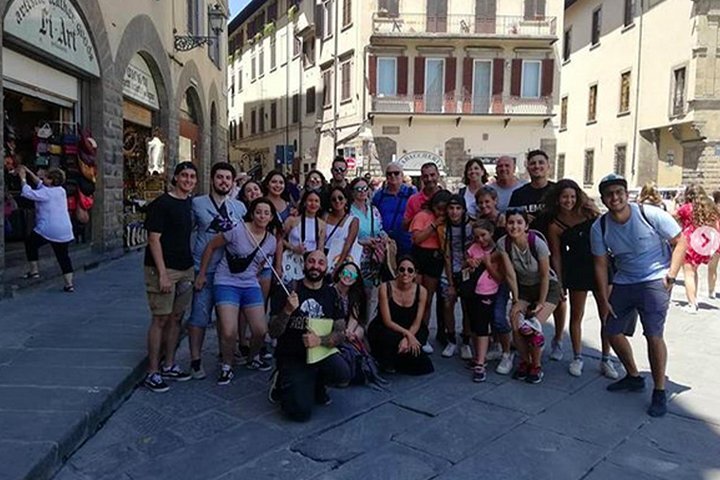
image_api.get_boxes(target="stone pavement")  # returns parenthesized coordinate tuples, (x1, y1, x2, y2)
(49, 266, 720, 480)
(0, 251, 150, 480)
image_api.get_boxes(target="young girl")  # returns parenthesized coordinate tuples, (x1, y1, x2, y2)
(465, 220, 503, 382)
(283, 190, 326, 283)
(674, 184, 720, 313)
(195, 198, 282, 384)
(499, 209, 561, 384)
(437, 194, 473, 359)
(545, 180, 618, 379)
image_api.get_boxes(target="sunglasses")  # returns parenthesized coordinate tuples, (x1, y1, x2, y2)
(340, 268, 358, 280)
(331, 195, 346, 202)
(386, 171, 401, 177)
(354, 186, 369, 192)
(397, 266, 415, 274)
(332, 167, 347, 173)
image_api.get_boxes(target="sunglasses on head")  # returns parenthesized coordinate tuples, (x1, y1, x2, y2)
(354, 185, 369, 192)
(397, 266, 415, 274)
(386, 171, 401, 177)
(332, 166, 347, 173)
(340, 268, 358, 280)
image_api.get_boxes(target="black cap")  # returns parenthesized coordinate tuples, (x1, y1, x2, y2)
(598, 173, 628, 195)
(171, 161, 197, 185)
(448, 193, 466, 209)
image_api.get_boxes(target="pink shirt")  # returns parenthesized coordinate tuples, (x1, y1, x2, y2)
(404, 190, 431, 222)
(467, 243, 499, 295)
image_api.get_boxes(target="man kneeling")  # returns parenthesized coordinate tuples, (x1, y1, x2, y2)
(268, 250, 351, 421)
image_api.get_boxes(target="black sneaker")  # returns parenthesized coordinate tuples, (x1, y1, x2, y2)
(647, 389, 667, 417)
(526, 366, 544, 384)
(161, 364, 192, 382)
(260, 345, 273, 360)
(144, 373, 169, 393)
(315, 386, 332, 406)
(268, 370, 281, 404)
(247, 357, 273, 372)
(217, 366, 234, 386)
(607, 375, 646, 392)
(512, 362, 529, 381)
(472, 365, 487, 383)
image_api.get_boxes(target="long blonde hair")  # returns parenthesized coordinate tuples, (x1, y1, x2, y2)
(685, 184, 719, 227)
(638, 182, 663, 207)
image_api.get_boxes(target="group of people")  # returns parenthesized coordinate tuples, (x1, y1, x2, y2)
(141, 150, 719, 421)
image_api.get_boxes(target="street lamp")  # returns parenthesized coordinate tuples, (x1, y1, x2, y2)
(174, 3, 227, 51)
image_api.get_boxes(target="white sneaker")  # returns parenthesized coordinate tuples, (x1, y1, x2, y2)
(486, 344, 503, 362)
(422, 342, 434, 354)
(601, 360, 620, 380)
(550, 340, 564, 361)
(441, 343, 457, 358)
(682, 304, 699, 314)
(568, 358, 584, 377)
(460, 344, 473, 360)
(496, 352, 514, 375)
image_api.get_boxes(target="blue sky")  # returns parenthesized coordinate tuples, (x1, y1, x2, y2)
(228, 0, 252, 19)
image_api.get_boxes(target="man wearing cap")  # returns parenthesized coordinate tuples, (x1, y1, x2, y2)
(143, 161, 198, 392)
(591, 173, 686, 417)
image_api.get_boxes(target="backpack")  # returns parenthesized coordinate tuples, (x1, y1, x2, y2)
(504, 229, 547, 262)
(337, 339, 388, 390)
(599, 204, 670, 269)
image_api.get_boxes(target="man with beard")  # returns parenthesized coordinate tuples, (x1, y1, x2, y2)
(329, 156, 349, 192)
(402, 162, 442, 229)
(187, 162, 247, 379)
(268, 250, 351, 421)
(143, 162, 198, 393)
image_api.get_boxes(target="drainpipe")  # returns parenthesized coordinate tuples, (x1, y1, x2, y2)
(630, 0, 644, 180)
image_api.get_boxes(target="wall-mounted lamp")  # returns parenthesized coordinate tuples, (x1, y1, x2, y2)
(174, 3, 227, 51)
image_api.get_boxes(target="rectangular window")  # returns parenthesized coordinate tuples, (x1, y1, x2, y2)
(425, 57, 444, 112)
(239, 119, 244, 139)
(323, 69, 333, 107)
(251, 54, 257, 81)
(472, 60, 492, 113)
(187, 0, 201, 35)
(293, 36, 301, 58)
(230, 75, 235, 107)
(619, 71, 631, 113)
(341, 61, 351, 101)
(251, 109, 257, 134)
(268, 1, 278, 21)
(292, 94, 300, 123)
(208, 15, 220, 66)
(259, 45, 265, 77)
(306, 87, 316, 114)
(521, 60, 541, 98)
(563, 28, 572, 62)
(271, 102, 277, 129)
(238, 68, 243, 92)
(591, 7, 602, 46)
(588, 84, 598, 122)
(270, 34, 277, 70)
(323, 0, 333, 39)
(614, 145, 627, 176)
(259, 106, 265, 132)
(557, 153, 565, 179)
(343, 0, 352, 26)
(378, 0, 399, 17)
(584, 149, 594, 187)
(524, 0, 546, 20)
(303, 36, 315, 67)
(624, 0, 634, 27)
(560, 96, 568, 130)
(377, 57, 397, 96)
(672, 66, 687, 117)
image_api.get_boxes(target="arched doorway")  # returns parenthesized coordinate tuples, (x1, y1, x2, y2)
(179, 87, 203, 166)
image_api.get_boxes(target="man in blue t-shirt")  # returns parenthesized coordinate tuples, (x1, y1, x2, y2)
(188, 162, 246, 380)
(372, 162, 416, 257)
(591, 174, 686, 418)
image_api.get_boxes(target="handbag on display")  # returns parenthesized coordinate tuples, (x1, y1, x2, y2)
(35, 155, 49, 167)
(78, 191, 94, 210)
(77, 176, 96, 196)
(48, 144, 62, 155)
(75, 206, 90, 224)
(79, 127, 98, 155)
(37, 123, 53, 140)
(79, 160, 96, 183)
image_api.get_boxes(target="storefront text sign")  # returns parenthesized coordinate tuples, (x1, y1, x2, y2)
(123, 54, 160, 110)
(4, 0, 100, 77)
(396, 151, 446, 173)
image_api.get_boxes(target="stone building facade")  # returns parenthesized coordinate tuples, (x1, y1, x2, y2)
(0, 0, 228, 290)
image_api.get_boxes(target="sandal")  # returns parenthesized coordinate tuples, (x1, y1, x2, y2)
(63, 285, 75, 293)
(22, 272, 40, 279)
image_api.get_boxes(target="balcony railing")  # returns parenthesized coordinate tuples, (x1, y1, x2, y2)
(371, 92, 553, 116)
(372, 13, 557, 38)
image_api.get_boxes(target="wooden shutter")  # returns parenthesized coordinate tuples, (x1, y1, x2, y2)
(492, 58, 505, 95)
(414, 56, 425, 95)
(540, 59, 554, 97)
(445, 56, 457, 94)
(316, 3, 324, 38)
(368, 55, 377, 95)
(510, 59, 522, 96)
(397, 56, 408, 95)
(462, 57, 473, 113)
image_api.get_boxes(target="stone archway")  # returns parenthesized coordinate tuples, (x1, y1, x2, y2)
(176, 61, 208, 191)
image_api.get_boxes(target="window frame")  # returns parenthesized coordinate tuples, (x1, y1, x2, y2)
(614, 144, 627, 176)
(343, 0, 352, 27)
(563, 27, 572, 62)
(619, 70, 631, 114)
(271, 101, 278, 129)
(556, 153, 565, 180)
(588, 83, 598, 123)
(376, 56, 398, 97)
(251, 109, 257, 134)
(270, 33, 277, 71)
(583, 149, 594, 187)
(323, 0, 334, 40)
(520, 60, 542, 99)
(591, 7, 602, 47)
(306, 87, 316, 114)
(560, 95, 568, 130)
(341, 60, 352, 102)
(670, 65, 687, 118)
(623, 0, 634, 27)
(323, 69, 333, 108)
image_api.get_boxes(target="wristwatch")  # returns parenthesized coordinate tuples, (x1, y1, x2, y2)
(665, 275, 676, 285)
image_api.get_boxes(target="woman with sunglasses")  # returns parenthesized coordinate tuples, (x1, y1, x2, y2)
(324, 186, 362, 277)
(458, 158, 489, 220)
(367, 256, 434, 375)
(499, 209, 561, 384)
(282, 190, 326, 283)
(332, 261, 367, 342)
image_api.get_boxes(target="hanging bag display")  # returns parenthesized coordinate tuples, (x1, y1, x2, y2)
(37, 123, 53, 140)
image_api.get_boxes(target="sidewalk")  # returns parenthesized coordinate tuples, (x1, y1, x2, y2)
(0, 251, 150, 480)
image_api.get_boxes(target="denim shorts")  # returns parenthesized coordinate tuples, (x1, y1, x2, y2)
(188, 272, 215, 328)
(605, 280, 670, 338)
(214, 284, 265, 309)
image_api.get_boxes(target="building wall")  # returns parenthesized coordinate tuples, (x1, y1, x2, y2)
(0, 0, 228, 287)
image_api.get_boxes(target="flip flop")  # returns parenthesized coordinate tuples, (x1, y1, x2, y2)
(63, 285, 75, 293)
(22, 272, 40, 279)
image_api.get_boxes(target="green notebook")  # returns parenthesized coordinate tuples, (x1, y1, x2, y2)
(306, 318, 339, 364)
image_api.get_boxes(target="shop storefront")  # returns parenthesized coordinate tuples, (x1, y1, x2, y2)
(2, 0, 100, 264)
(122, 53, 164, 249)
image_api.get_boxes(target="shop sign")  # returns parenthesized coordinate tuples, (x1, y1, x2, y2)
(4, 0, 100, 77)
(123, 54, 159, 110)
(396, 151, 446, 173)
